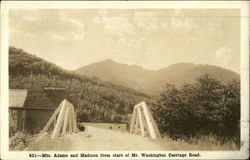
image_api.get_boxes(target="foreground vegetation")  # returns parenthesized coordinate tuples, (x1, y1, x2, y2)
(26, 134, 72, 151)
(9, 131, 71, 151)
(158, 135, 238, 151)
(151, 74, 240, 149)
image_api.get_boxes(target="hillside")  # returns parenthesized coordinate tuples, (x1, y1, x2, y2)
(9, 47, 150, 123)
(75, 59, 240, 94)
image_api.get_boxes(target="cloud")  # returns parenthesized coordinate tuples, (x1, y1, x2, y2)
(93, 11, 161, 33)
(92, 10, 141, 49)
(52, 34, 69, 41)
(92, 10, 163, 49)
(103, 16, 134, 35)
(59, 11, 85, 28)
(170, 17, 199, 33)
(118, 38, 142, 49)
(93, 13, 135, 37)
(216, 46, 232, 68)
(10, 10, 86, 42)
(133, 11, 160, 31)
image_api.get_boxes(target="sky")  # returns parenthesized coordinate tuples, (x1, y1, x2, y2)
(9, 9, 240, 73)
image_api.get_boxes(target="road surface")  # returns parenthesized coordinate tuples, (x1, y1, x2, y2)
(66, 125, 165, 151)
(30, 125, 231, 151)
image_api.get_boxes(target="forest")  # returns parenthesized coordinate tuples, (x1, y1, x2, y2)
(9, 47, 150, 123)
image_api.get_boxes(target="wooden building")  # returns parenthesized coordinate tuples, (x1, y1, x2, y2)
(9, 88, 79, 134)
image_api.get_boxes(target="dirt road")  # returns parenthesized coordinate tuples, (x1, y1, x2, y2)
(67, 125, 165, 151)
(29, 125, 231, 151)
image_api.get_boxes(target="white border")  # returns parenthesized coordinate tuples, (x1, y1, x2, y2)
(1, 1, 249, 160)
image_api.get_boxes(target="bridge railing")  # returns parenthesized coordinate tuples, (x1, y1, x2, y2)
(130, 101, 161, 139)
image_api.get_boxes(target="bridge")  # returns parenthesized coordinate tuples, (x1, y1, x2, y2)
(31, 99, 162, 150)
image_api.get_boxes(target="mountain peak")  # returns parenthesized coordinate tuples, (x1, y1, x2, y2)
(168, 62, 195, 67)
(98, 59, 146, 71)
(101, 58, 116, 63)
(157, 62, 195, 73)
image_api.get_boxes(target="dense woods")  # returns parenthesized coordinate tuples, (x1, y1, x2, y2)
(9, 47, 150, 123)
(151, 74, 240, 146)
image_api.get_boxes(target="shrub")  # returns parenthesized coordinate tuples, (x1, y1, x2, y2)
(9, 109, 18, 137)
(151, 74, 240, 146)
(9, 131, 30, 151)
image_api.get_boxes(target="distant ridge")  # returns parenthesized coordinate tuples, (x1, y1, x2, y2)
(75, 59, 240, 94)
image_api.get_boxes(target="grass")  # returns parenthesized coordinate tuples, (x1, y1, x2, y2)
(157, 135, 239, 151)
(9, 131, 31, 151)
(25, 133, 72, 151)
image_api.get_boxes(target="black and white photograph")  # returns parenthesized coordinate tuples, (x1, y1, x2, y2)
(1, 1, 249, 160)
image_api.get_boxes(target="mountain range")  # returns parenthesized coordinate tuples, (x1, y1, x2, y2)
(75, 59, 240, 94)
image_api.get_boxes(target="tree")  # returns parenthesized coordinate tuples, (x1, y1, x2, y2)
(151, 74, 240, 143)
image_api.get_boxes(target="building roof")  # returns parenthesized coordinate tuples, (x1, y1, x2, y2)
(9, 89, 79, 109)
(23, 90, 68, 109)
(9, 89, 28, 108)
